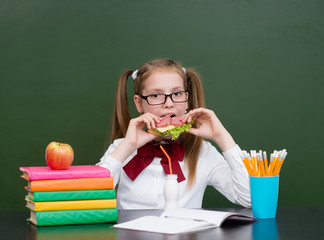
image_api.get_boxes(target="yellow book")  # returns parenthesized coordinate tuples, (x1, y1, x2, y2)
(26, 198, 116, 211)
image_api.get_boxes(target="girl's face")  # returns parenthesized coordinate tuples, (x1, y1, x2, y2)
(134, 69, 188, 117)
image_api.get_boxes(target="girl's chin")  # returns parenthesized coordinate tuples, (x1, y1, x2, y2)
(154, 135, 172, 141)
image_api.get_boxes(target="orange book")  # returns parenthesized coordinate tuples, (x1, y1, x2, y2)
(26, 177, 113, 192)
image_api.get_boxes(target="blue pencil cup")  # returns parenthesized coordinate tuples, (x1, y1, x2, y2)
(249, 176, 279, 219)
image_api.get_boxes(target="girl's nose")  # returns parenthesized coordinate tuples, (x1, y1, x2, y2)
(163, 95, 174, 107)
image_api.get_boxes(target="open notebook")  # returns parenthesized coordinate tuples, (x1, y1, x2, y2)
(113, 208, 255, 234)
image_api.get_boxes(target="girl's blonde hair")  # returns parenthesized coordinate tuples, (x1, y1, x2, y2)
(110, 59, 205, 188)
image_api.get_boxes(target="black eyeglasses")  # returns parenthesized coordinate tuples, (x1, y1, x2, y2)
(140, 90, 190, 105)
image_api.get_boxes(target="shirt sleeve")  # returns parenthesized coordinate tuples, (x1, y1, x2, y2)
(205, 143, 251, 208)
(96, 139, 124, 188)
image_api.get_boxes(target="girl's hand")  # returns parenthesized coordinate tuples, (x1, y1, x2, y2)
(124, 113, 161, 150)
(181, 108, 236, 152)
(111, 113, 161, 163)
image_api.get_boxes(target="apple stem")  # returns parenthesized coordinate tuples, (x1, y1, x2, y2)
(58, 139, 61, 146)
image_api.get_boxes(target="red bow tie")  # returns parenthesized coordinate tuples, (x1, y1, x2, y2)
(123, 142, 186, 183)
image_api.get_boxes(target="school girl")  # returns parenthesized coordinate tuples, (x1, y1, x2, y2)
(97, 59, 251, 209)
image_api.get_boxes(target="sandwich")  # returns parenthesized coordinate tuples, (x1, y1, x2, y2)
(148, 115, 193, 140)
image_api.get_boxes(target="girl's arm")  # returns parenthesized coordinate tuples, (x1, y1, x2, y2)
(203, 142, 251, 208)
(181, 108, 236, 151)
(96, 138, 124, 188)
(182, 108, 251, 207)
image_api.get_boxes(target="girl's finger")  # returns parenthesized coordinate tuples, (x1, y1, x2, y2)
(144, 113, 161, 124)
(143, 118, 152, 129)
(188, 109, 199, 118)
(142, 114, 161, 129)
(180, 113, 189, 123)
(142, 116, 155, 129)
(188, 114, 193, 123)
(150, 114, 162, 129)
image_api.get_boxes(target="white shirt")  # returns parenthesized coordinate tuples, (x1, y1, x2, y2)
(97, 138, 251, 209)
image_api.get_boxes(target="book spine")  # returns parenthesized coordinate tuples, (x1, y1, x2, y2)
(31, 208, 118, 226)
(29, 177, 113, 192)
(28, 199, 117, 211)
(31, 189, 116, 201)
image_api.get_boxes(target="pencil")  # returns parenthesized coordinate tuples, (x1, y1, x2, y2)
(258, 151, 266, 177)
(263, 151, 269, 176)
(273, 150, 283, 176)
(247, 152, 255, 176)
(242, 151, 254, 176)
(273, 151, 287, 176)
(242, 148, 287, 177)
(251, 150, 259, 176)
(267, 153, 273, 176)
(269, 151, 279, 176)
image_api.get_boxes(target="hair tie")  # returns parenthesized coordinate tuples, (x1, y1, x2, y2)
(131, 70, 138, 80)
(131, 67, 186, 81)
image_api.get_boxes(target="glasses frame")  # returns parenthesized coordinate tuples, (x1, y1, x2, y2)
(140, 90, 190, 106)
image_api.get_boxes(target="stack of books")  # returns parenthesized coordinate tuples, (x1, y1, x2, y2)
(19, 165, 118, 226)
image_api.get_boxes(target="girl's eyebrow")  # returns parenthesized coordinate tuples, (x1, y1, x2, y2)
(145, 87, 185, 94)
(145, 88, 164, 93)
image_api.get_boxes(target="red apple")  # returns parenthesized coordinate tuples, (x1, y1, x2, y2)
(46, 141, 74, 170)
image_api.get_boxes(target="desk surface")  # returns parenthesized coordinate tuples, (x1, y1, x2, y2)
(0, 207, 323, 240)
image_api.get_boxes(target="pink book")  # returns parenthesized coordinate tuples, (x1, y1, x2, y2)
(19, 165, 110, 180)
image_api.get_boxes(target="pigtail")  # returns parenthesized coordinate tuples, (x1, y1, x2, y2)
(186, 68, 205, 109)
(183, 68, 205, 189)
(109, 70, 134, 144)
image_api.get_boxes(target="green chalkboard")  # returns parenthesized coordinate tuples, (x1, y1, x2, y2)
(1, 0, 323, 210)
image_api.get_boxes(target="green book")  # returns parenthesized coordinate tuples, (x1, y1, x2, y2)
(27, 189, 116, 202)
(28, 208, 118, 226)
